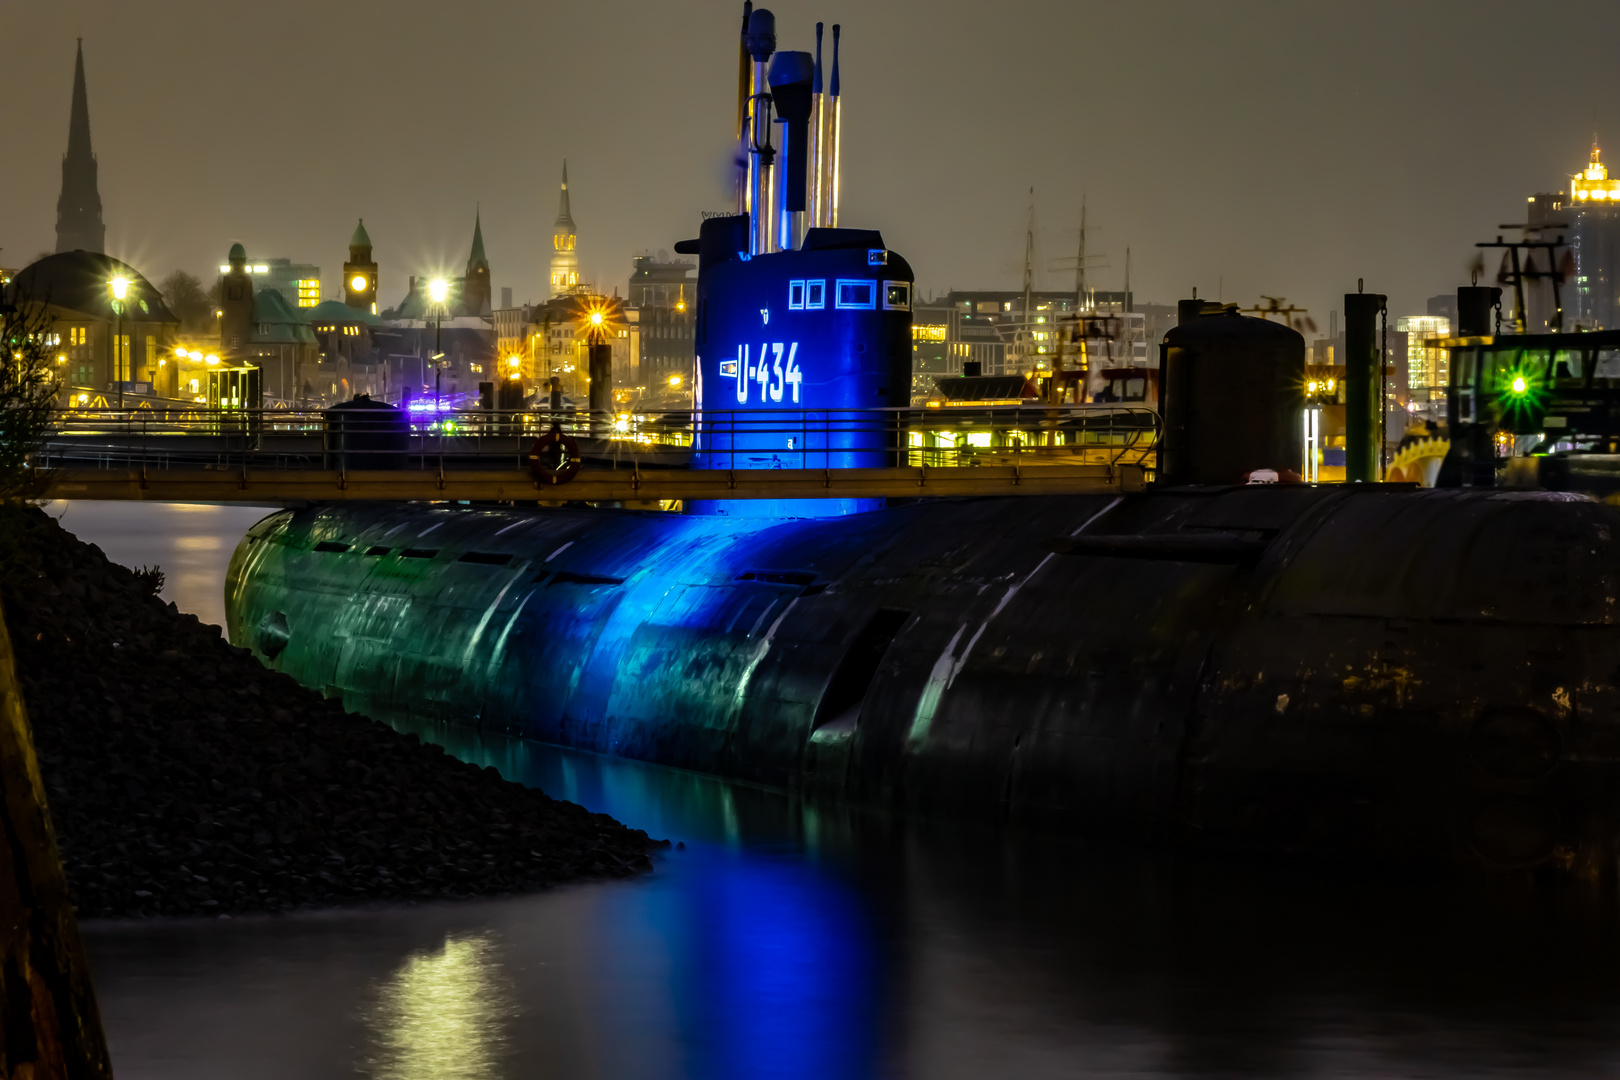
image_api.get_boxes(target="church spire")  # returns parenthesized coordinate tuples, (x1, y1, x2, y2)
(55, 39, 105, 254)
(467, 207, 487, 272)
(554, 161, 575, 231)
(462, 207, 491, 316)
(549, 161, 579, 297)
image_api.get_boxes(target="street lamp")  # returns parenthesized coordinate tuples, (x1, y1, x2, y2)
(429, 278, 449, 415)
(109, 275, 130, 409)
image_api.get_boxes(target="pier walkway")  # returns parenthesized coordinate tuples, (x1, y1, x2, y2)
(35, 404, 1156, 504)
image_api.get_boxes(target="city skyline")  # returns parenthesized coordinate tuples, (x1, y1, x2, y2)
(4, 0, 1619, 321)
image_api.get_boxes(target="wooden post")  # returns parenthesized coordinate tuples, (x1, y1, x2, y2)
(0, 593, 114, 1079)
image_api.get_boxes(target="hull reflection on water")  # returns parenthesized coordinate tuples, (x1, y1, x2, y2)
(81, 733, 1620, 1079)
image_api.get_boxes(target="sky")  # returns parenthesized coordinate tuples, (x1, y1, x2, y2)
(3, 0, 1618, 330)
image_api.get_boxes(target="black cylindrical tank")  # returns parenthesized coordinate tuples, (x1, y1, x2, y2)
(1159, 310, 1303, 484)
(323, 395, 407, 471)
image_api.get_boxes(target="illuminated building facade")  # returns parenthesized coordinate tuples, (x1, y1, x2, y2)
(498, 293, 628, 401)
(215, 256, 321, 310)
(911, 290, 1142, 389)
(6, 251, 178, 397)
(1567, 145, 1620, 330)
(629, 255, 695, 395)
(549, 162, 580, 297)
(343, 219, 379, 313)
(216, 244, 320, 402)
(1395, 315, 1450, 400)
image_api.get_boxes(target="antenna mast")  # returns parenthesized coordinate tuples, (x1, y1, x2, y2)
(1074, 195, 1087, 314)
(1022, 189, 1036, 372)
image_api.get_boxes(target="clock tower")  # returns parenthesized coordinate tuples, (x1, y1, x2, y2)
(343, 219, 378, 312)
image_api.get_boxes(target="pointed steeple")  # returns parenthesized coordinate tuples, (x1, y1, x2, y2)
(467, 208, 488, 272)
(462, 207, 491, 317)
(67, 40, 93, 161)
(55, 39, 105, 254)
(554, 161, 575, 230)
(549, 160, 579, 297)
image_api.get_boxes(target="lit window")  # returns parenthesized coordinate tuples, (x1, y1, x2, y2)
(805, 280, 826, 310)
(788, 280, 806, 310)
(883, 281, 911, 311)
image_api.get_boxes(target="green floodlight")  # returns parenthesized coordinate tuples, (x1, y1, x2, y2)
(1497, 360, 1549, 434)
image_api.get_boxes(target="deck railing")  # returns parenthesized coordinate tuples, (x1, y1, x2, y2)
(37, 403, 1160, 475)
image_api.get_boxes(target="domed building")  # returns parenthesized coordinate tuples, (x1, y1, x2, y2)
(6, 250, 178, 398)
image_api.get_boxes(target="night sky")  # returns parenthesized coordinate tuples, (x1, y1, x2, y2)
(4, 0, 1617, 326)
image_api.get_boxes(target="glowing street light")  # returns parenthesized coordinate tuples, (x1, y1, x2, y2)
(109, 275, 131, 408)
(429, 278, 450, 414)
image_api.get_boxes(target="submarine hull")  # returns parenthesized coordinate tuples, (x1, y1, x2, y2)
(225, 488, 1620, 867)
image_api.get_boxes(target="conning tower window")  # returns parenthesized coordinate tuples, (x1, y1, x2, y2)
(835, 280, 876, 310)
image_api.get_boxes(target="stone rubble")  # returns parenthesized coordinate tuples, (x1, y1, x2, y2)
(1, 507, 662, 919)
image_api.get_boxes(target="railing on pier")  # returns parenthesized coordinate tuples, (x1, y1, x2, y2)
(34, 403, 1159, 503)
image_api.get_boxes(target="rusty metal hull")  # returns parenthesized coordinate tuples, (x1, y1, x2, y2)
(224, 487, 1620, 867)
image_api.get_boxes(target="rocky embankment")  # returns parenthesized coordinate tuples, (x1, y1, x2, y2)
(0, 506, 662, 919)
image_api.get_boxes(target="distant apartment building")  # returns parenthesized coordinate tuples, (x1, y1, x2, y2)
(491, 293, 633, 403)
(218, 259, 325, 312)
(1396, 315, 1450, 404)
(216, 255, 320, 309)
(922, 290, 1136, 371)
(909, 289, 1148, 402)
(1565, 145, 1620, 330)
(629, 254, 695, 396)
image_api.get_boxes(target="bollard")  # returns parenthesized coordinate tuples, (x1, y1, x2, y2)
(1344, 290, 1386, 483)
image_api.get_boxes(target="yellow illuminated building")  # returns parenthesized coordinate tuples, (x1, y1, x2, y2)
(1396, 315, 1450, 396)
(549, 162, 580, 297)
(1572, 145, 1619, 202)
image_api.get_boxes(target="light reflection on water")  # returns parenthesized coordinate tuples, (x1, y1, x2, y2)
(56, 503, 1620, 1078)
(362, 932, 514, 1080)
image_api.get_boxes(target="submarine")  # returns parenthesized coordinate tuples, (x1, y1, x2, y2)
(226, 8, 1620, 871)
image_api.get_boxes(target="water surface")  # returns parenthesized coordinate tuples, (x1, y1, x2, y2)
(56, 503, 1620, 1079)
